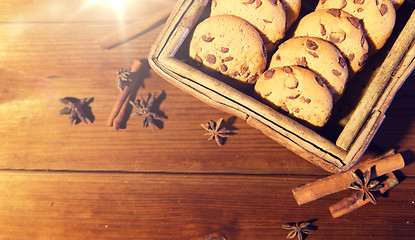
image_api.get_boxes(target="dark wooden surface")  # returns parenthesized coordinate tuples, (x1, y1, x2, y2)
(0, 1, 414, 239)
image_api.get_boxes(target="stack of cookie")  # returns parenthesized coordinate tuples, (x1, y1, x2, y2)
(255, 35, 348, 127)
(256, 0, 397, 127)
(189, 0, 301, 84)
(189, 0, 398, 128)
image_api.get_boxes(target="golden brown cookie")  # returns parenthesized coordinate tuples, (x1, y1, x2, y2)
(254, 65, 333, 127)
(211, 0, 287, 51)
(389, 0, 405, 10)
(316, 0, 396, 55)
(269, 36, 349, 102)
(281, 0, 302, 28)
(189, 15, 267, 84)
(293, 9, 369, 76)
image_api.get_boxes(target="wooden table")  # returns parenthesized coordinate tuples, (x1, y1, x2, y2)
(0, 1, 414, 239)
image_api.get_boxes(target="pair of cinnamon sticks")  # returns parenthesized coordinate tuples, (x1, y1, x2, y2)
(107, 60, 143, 130)
(329, 172, 399, 218)
(292, 151, 405, 218)
(103, 7, 173, 128)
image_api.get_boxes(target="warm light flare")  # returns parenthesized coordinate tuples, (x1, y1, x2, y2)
(83, 0, 128, 17)
(96, 0, 128, 12)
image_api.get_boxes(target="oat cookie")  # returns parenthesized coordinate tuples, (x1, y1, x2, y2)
(293, 9, 369, 76)
(254, 65, 333, 127)
(281, 0, 302, 28)
(211, 0, 286, 51)
(316, 0, 396, 55)
(189, 15, 267, 84)
(269, 36, 348, 102)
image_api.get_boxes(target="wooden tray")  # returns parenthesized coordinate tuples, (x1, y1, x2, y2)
(148, 0, 415, 173)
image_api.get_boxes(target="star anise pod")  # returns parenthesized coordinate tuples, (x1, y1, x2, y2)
(348, 167, 384, 204)
(201, 118, 232, 146)
(59, 97, 90, 125)
(129, 92, 164, 130)
(282, 221, 314, 240)
(116, 68, 132, 91)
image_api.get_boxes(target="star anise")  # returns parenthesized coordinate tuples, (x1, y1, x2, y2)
(348, 167, 384, 204)
(201, 118, 232, 146)
(129, 92, 164, 130)
(282, 221, 314, 240)
(59, 97, 91, 125)
(116, 68, 132, 91)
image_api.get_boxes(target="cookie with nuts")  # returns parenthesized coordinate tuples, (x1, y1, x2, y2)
(316, 0, 396, 55)
(293, 8, 369, 76)
(254, 65, 333, 127)
(269, 36, 349, 102)
(189, 15, 267, 84)
(211, 0, 287, 52)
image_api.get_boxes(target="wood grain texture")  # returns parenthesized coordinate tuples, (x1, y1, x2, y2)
(0, 0, 413, 175)
(0, 0, 414, 239)
(0, 0, 176, 23)
(0, 16, 327, 174)
(0, 171, 414, 240)
(0, 63, 320, 174)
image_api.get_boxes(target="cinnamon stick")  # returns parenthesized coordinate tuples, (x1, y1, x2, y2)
(292, 153, 405, 205)
(112, 91, 133, 130)
(107, 85, 131, 127)
(107, 59, 143, 129)
(99, 6, 173, 49)
(329, 172, 399, 218)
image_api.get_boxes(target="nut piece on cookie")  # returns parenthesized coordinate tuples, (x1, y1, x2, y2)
(316, 0, 396, 55)
(293, 8, 369, 76)
(211, 0, 287, 52)
(254, 65, 333, 127)
(269, 36, 348, 102)
(189, 15, 267, 84)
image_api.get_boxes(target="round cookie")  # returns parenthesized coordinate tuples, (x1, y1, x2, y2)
(316, 0, 396, 55)
(211, 0, 286, 51)
(281, 0, 302, 28)
(189, 15, 267, 84)
(254, 65, 333, 127)
(390, 0, 405, 10)
(269, 36, 349, 102)
(293, 8, 369, 76)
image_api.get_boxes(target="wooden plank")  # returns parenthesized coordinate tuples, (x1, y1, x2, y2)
(0, 6, 413, 176)
(0, 20, 327, 175)
(0, 2, 413, 240)
(98, 6, 175, 49)
(0, 171, 414, 239)
(0, 0, 176, 23)
(0, 20, 413, 175)
(0, 65, 327, 175)
(0, 23, 161, 77)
